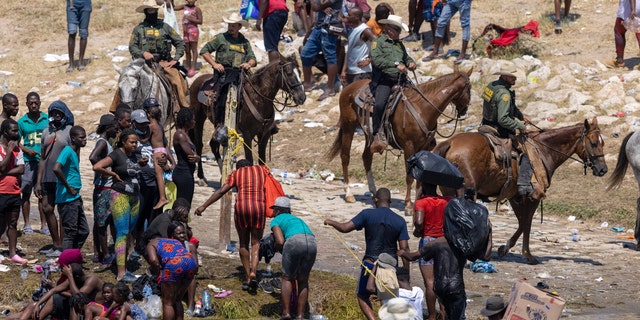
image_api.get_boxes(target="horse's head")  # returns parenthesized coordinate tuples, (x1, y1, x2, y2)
(118, 59, 145, 106)
(451, 66, 472, 118)
(577, 117, 608, 176)
(277, 54, 306, 105)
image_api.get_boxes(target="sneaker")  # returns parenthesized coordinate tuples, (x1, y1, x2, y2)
(102, 254, 115, 266)
(554, 21, 562, 34)
(45, 249, 62, 258)
(258, 279, 274, 293)
(269, 278, 282, 292)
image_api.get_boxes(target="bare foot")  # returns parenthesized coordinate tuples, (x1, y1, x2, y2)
(153, 198, 170, 210)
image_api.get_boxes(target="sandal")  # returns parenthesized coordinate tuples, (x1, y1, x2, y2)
(242, 282, 250, 291)
(214, 290, 233, 298)
(66, 66, 75, 73)
(22, 226, 34, 234)
(40, 227, 50, 236)
(10, 254, 28, 264)
(422, 55, 438, 62)
(317, 90, 336, 101)
(77, 65, 86, 71)
(606, 59, 625, 69)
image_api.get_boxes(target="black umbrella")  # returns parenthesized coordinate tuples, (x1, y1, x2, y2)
(407, 150, 464, 189)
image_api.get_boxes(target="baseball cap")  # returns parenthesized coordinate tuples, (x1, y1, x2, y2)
(143, 97, 160, 108)
(270, 196, 290, 209)
(56, 249, 84, 267)
(131, 109, 150, 124)
(99, 114, 117, 126)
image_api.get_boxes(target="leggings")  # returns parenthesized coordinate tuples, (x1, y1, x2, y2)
(110, 190, 140, 267)
(615, 17, 640, 54)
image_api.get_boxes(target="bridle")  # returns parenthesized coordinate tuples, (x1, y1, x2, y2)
(243, 60, 304, 112)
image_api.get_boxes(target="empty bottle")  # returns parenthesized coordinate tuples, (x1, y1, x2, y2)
(202, 289, 211, 311)
(20, 269, 28, 280)
(66, 80, 82, 87)
(2, 79, 8, 94)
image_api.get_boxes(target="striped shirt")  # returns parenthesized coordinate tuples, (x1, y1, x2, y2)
(225, 165, 268, 229)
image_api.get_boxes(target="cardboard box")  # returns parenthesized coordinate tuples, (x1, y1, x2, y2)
(503, 281, 566, 320)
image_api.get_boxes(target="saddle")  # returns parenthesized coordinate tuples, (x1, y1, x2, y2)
(149, 62, 179, 117)
(478, 126, 549, 201)
(354, 83, 404, 150)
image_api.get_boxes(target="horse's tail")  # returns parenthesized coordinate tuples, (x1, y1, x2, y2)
(607, 131, 634, 190)
(326, 127, 344, 161)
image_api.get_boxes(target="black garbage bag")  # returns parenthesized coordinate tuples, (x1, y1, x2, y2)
(407, 150, 464, 189)
(443, 198, 490, 261)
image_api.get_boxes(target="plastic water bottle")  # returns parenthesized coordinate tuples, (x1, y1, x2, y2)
(202, 289, 211, 311)
(20, 269, 28, 280)
(143, 284, 153, 298)
(571, 229, 579, 242)
(194, 300, 202, 316)
(66, 80, 82, 87)
(2, 79, 8, 94)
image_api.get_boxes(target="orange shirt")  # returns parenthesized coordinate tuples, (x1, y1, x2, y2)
(366, 18, 383, 36)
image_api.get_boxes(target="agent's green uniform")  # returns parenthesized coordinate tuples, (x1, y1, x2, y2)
(199, 32, 256, 68)
(129, 20, 185, 62)
(481, 78, 524, 138)
(199, 32, 256, 125)
(370, 34, 414, 135)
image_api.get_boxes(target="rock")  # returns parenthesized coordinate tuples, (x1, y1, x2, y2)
(432, 63, 453, 76)
(569, 91, 591, 107)
(596, 81, 625, 100)
(533, 88, 573, 103)
(523, 101, 559, 118)
(88, 101, 105, 112)
(596, 116, 621, 126)
(528, 65, 551, 81)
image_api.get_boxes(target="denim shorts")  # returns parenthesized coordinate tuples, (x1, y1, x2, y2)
(264, 10, 289, 52)
(20, 161, 39, 196)
(281, 234, 317, 276)
(419, 236, 438, 266)
(436, 0, 470, 41)
(423, 0, 443, 22)
(300, 27, 338, 66)
(67, 0, 92, 38)
(356, 259, 375, 298)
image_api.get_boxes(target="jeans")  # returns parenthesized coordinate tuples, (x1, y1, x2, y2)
(67, 0, 92, 38)
(59, 198, 90, 250)
(264, 10, 289, 52)
(435, 0, 470, 42)
(300, 27, 338, 66)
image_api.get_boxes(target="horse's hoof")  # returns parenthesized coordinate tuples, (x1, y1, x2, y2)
(498, 245, 509, 257)
(345, 195, 356, 203)
(197, 179, 206, 187)
(525, 256, 540, 265)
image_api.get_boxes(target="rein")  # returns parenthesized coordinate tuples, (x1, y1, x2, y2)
(242, 61, 303, 112)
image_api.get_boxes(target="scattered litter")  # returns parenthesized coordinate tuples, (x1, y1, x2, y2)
(595, 277, 603, 282)
(0, 70, 13, 76)
(470, 260, 496, 273)
(114, 45, 129, 51)
(304, 122, 323, 128)
(0, 265, 10, 272)
(535, 272, 552, 279)
(567, 215, 576, 222)
(43, 54, 69, 62)
(610, 227, 625, 232)
(600, 221, 609, 228)
(207, 284, 225, 293)
(345, 241, 360, 251)
(112, 56, 127, 63)
(535, 281, 550, 289)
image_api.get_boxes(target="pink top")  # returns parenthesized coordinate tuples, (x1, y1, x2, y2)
(260, 0, 288, 18)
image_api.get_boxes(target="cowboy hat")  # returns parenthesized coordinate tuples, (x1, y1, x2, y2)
(378, 298, 419, 320)
(493, 62, 518, 77)
(223, 12, 249, 28)
(136, 0, 161, 13)
(378, 15, 409, 32)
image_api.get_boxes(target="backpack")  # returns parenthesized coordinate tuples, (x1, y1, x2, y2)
(261, 166, 285, 218)
(443, 198, 490, 261)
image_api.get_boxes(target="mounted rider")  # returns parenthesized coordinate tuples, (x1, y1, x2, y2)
(129, 0, 189, 109)
(199, 12, 257, 128)
(369, 15, 416, 155)
(481, 63, 545, 200)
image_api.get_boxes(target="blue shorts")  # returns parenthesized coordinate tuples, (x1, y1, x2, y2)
(67, 0, 92, 38)
(263, 10, 289, 52)
(356, 260, 375, 298)
(300, 27, 338, 66)
(419, 236, 438, 266)
(423, 0, 443, 22)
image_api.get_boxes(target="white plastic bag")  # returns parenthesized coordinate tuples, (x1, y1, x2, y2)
(163, 2, 181, 34)
(623, 17, 640, 33)
(140, 294, 162, 320)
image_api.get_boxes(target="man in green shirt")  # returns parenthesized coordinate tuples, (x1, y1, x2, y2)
(481, 63, 542, 199)
(369, 15, 416, 154)
(129, 0, 188, 108)
(199, 12, 256, 127)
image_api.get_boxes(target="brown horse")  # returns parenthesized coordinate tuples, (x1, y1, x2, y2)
(326, 67, 472, 211)
(189, 54, 306, 182)
(433, 118, 608, 264)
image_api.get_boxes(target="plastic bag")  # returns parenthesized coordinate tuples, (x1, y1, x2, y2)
(140, 294, 162, 320)
(443, 198, 490, 261)
(624, 17, 640, 33)
(163, 2, 181, 34)
(240, 0, 259, 20)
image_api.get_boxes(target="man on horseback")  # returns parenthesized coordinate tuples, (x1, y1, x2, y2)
(199, 12, 256, 128)
(481, 63, 544, 199)
(129, 0, 189, 108)
(369, 15, 416, 154)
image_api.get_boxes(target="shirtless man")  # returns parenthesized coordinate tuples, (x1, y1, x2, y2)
(142, 98, 174, 210)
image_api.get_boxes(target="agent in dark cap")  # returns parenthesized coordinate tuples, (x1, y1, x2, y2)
(89, 114, 118, 265)
(269, 196, 316, 320)
(481, 297, 507, 319)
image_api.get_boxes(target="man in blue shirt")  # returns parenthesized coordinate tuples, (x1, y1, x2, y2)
(324, 188, 410, 320)
(17, 92, 48, 235)
(53, 126, 89, 250)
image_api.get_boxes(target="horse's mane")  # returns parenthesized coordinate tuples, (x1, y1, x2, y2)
(405, 72, 459, 99)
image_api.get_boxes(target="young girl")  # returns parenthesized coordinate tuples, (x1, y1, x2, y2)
(175, 0, 203, 77)
(85, 283, 115, 320)
(95, 282, 133, 320)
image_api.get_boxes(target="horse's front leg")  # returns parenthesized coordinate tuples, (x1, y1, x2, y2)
(635, 198, 640, 250)
(506, 198, 540, 264)
(404, 175, 414, 216)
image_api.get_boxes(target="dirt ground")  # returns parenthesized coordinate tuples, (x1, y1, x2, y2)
(2, 0, 640, 318)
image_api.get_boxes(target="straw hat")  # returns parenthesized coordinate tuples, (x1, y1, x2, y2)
(378, 15, 409, 32)
(494, 62, 518, 77)
(136, 0, 161, 13)
(378, 298, 419, 320)
(223, 12, 249, 28)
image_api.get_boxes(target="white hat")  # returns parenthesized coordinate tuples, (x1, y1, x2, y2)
(223, 12, 249, 28)
(270, 196, 291, 209)
(136, 0, 161, 13)
(493, 62, 518, 77)
(378, 15, 409, 32)
(378, 298, 419, 320)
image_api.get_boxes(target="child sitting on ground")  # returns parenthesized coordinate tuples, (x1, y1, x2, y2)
(85, 283, 115, 320)
(95, 282, 133, 320)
